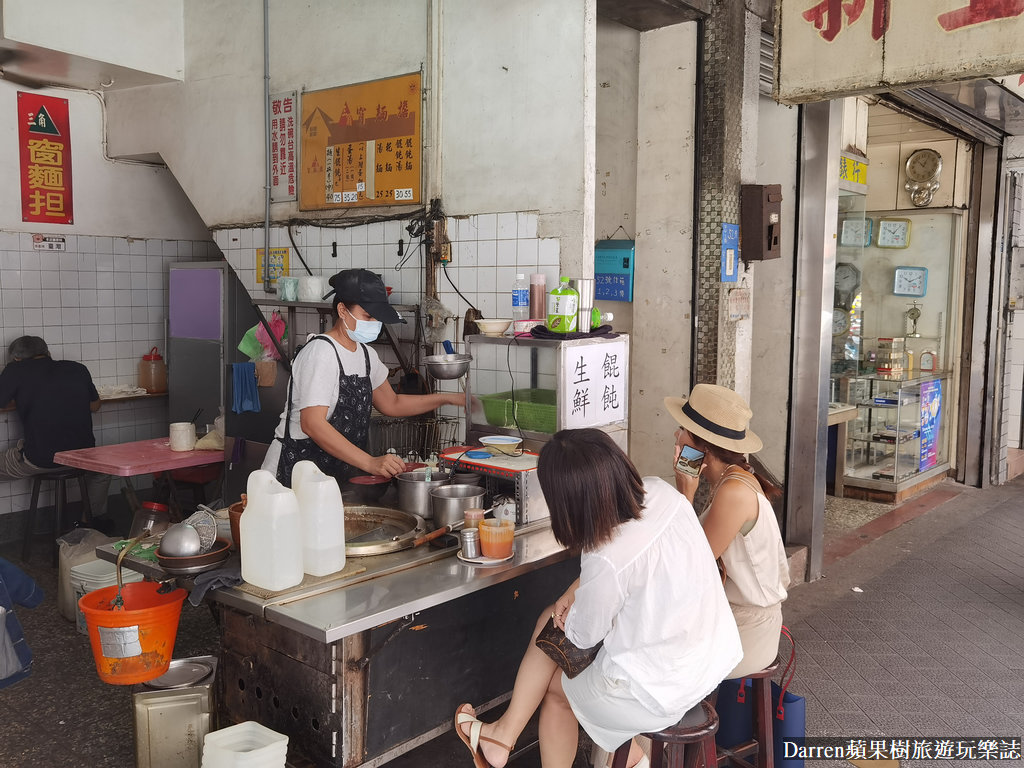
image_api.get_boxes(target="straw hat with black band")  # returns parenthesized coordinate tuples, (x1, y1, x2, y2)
(663, 384, 763, 454)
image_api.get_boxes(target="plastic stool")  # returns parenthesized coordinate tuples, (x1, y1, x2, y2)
(610, 699, 719, 768)
(21, 468, 93, 565)
(716, 657, 781, 768)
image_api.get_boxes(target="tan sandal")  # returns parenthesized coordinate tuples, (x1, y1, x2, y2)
(454, 703, 514, 768)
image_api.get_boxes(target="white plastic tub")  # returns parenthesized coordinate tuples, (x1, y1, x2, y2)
(201, 721, 288, 767)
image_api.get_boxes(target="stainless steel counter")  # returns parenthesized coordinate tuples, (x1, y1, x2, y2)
(99, 521, 572, 646)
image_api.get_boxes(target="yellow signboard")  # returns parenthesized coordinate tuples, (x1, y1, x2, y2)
(839, 156, 868, 186)
(299, 73, 421, 210)
(256, 247, 290, 283)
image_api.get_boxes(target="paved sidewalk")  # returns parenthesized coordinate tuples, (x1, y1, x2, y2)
(783, 477, 1024, 767)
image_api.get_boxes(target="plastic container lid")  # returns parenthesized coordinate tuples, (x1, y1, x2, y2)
(142, 346, 163, 361)
(142, 501, 169, 512)
(515, 273, 525, 280)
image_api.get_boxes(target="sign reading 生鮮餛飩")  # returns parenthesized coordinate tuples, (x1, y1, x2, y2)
(776, 1, 1024, 104)
(18, 92, 73, 225)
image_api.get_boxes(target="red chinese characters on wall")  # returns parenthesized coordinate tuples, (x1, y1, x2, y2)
(270, 93, 297, 201)
(802, 0, 1024, 40)
(18, 93, 73, 225)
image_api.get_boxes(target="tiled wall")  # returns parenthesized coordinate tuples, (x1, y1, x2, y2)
(213, 211, 562, 441)
(0, 230, 219, 532)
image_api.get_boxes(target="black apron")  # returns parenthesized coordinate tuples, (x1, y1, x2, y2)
(275, 335, 374, 487)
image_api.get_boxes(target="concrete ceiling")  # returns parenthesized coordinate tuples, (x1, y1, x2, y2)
(596, 0, 709, 31)
(0, 39, 177, 92)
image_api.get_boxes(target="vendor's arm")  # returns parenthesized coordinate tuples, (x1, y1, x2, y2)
(371, 381, 464, 418)
(564, 557, 622, 649)
(700, 480, 759, 559)
(299, 405, 405, 477)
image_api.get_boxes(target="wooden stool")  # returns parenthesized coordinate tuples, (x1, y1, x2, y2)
(21, 468, 93, 565)
(610, 699, 719, 768)
(716, 657, 781, 768)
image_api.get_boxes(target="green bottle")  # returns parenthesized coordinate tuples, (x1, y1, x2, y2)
(546, 277, 579, 333)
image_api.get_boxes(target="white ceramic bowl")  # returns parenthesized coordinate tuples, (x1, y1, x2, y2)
(479, 435, 523, 455)
(475, 318, 512, 337)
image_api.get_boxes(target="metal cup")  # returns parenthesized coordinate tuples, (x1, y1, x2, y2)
(570, 278, 595, 333)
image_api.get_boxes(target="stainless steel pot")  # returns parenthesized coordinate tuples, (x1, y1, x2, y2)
(395, 470, 452, 518)
(430, 484, 487, 528)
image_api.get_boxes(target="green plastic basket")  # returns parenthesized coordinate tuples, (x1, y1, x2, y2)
(478, 389, 557, 433)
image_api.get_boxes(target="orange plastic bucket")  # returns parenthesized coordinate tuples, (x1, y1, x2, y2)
(78, 581, 187, 685)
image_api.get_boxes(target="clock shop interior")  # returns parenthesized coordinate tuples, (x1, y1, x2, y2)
(824, 98, 1013, 503)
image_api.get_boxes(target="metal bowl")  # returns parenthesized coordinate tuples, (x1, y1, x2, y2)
(345, 475, 393, 504)
(423, 353, 472, 380)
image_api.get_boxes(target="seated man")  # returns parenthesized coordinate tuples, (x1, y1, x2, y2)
(0, 336, 110, 517)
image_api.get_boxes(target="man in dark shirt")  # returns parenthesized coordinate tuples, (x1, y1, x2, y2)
(0, 336, 109, 516)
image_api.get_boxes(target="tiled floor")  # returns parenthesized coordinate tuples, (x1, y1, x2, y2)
(1, 475, 1022, 767)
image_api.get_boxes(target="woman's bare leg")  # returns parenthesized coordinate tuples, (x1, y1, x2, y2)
(538, 668, 580, 767)
(459, 608, 565, 768)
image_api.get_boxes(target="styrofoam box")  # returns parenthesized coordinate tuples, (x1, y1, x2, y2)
(201, 721, 288, 767)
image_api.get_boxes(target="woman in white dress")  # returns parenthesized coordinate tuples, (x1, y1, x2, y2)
(455, 428, 741, 768)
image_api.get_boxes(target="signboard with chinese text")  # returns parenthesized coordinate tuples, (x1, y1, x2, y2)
(299, 73, 421, 210)
(256, 247, 290, 284)
(721, 223, 739, 282)
(777, 2, 1024, 104)
(560, 338, 628, 430)
(270, 91, 298, 202)
(32, 234, 66, 251)
(18, 93, 73, 225)
(595, 240, 635, 301)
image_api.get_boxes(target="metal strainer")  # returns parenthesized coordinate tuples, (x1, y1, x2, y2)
(184, 509, 218, 553)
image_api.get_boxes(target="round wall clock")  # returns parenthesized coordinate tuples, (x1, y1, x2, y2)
(904, 148, 942, 207)
(832, 306, 851, 336)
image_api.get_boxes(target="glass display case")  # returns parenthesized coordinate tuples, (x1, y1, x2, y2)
(463, 334, 629, 452)
(833, 372, 950, 490)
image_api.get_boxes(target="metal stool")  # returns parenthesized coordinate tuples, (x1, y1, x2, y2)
(610, 699, 719, 768)
(716, 657, 781, 768)
(21, 468, 93, 565)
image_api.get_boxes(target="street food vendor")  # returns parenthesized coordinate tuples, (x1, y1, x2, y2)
(263, 269, 463, 486)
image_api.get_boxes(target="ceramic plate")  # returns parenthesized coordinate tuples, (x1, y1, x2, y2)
(457, 549, 515, 566)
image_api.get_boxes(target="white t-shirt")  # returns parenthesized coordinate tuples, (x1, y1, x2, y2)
(565, 477, 743, 718)
(262, 335, 389, 474)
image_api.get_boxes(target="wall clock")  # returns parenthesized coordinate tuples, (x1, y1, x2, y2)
(877, 218, 912, 249)
(904, 148, 942, 207)
(893, 266, 928, 297)
(834, 262, 861, 310)
(919, 349, 937, 372)
(839, 217, 872, 247)
(832, 306, 851, 336)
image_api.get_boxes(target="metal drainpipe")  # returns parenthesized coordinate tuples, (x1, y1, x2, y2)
(262, 0, 273, 293)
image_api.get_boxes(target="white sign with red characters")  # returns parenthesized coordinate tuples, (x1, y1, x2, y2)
(270, 91, 298, 202)
(777, 1, 1024, 104)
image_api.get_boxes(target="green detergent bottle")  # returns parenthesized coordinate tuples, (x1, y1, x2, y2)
(546, 277, 579, 333)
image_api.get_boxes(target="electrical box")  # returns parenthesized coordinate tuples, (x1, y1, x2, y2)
(740, 184, 783, 261)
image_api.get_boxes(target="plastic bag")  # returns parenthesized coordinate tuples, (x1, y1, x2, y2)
(255, 311, 288, 360)
(56, 528, 118, 622)
(237, 326, 264, 361)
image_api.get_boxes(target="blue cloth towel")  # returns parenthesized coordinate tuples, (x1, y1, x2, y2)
(232, 362, 260, 414)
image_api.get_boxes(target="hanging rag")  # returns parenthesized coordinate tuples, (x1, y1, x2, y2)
(232, 362, 261, 414)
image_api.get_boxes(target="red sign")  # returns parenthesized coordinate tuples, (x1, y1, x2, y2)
(18, 92, 73, 225)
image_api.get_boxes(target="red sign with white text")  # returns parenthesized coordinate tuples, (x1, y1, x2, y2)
(18, 92, 73, 225)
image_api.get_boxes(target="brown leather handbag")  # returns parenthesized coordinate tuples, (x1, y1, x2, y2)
(534, 618, 602, 679)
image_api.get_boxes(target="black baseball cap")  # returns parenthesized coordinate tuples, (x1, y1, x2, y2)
(326, 269, 405, 324)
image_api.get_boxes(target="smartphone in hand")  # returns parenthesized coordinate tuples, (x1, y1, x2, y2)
(674, 445, 705, 477)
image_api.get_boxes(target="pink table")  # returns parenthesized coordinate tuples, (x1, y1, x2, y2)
(54, 438, 223, 517)
(53, 438, 222, 476)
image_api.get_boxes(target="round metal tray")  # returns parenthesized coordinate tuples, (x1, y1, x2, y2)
(345, 505, 425, 557)
(158, 558, 228, 576)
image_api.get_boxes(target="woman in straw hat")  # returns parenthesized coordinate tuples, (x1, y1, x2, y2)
(664, 384, 790, 678)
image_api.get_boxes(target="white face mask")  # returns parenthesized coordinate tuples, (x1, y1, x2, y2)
(343, 311, 382, 344)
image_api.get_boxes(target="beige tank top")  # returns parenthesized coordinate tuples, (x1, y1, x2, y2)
(701, 467, 790, 608)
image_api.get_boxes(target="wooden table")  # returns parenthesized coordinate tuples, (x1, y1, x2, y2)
(53, 438, 223, 515)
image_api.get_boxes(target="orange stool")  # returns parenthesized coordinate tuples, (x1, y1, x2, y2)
(716, 657, 781, 768)
(610, 699, 719, 768)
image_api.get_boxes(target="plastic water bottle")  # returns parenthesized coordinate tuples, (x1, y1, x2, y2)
(290, 461, 346, 577)
(240, 470, 304, 591)
(512, 274, 529, 323)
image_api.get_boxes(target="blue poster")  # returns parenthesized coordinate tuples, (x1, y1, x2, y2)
(919, 380, 942, 471)
(594, 240, 635, 301)
(720, 223, 739, 283)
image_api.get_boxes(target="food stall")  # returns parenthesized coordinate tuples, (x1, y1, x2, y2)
(100, 451, 578, 768)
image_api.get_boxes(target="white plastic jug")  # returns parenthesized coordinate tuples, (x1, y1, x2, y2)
(290, 460, 346, 577)
(239, 470, 304, 591)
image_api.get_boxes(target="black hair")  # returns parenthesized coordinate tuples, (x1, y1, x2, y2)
(685, 431, 783, 504)
(8, 336, 49, 361)
(537, 428, 645, 552)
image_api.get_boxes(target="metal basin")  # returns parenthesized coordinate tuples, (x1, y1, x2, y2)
(423, 353, 472, 380)
(344, 505, 425, 557)
(395, 470, 451, 518)
(430, 484, 487, 528)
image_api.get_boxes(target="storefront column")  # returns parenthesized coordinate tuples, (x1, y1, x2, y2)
(692, 1, 761, 392)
